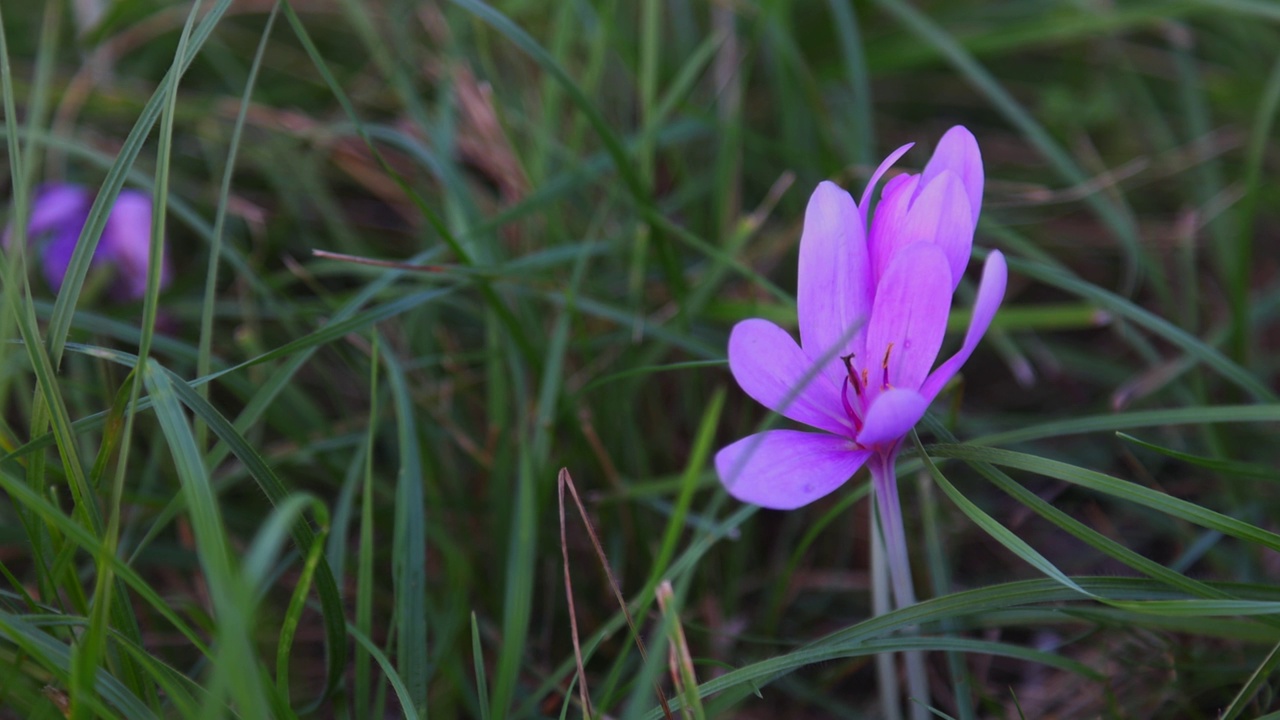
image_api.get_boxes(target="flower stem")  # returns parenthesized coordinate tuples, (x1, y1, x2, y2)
(871, 450, 930, 720)
(871, 499, 903, 720)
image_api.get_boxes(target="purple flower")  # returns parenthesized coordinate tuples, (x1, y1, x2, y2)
(3, 183, 171, 300)
(715, 126, 1007, 510)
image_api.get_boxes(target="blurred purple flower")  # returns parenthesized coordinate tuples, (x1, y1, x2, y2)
(3, 183, 170, 300)
(716, 126, 1007, 511)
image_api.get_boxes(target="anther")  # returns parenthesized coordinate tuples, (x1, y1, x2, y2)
(881, 343, 894, 389)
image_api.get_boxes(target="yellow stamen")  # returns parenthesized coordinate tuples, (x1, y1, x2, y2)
(882, 343, 895, 389)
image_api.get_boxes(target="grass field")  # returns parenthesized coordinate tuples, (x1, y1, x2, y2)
(2, 0, 1280, 718)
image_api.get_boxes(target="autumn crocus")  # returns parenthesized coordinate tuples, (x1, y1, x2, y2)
(718, 126, 1003, 597)
(3, 183, 170, 301)
(716, 125, 1004, 716)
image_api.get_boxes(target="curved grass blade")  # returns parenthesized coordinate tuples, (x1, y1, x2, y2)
(160, 367, 348, 711)
(46, 0, 235, 366)
(471, 612, 491, 720)
(199, 2, 282, 450)
(0, 468, 212, 655)
(266, 497, 329, 704)
(1003, 255, 1274, 401)
(349, 624, 423, 720)
(911, 432, 1087, 597)
(1231, 53, 1280, 362)
(972, 404, 1280, 448)
(73, 2, 208, 711)
(0, 340, 355, 709)
(915, 415, 1280, 617)
(640, 577, 1226, 719)
(0, 611, 155, 719)
(142, 359, 271, 718)
(1117, 432, 1278, 481)
(929, 444, 1280, 553)
(380, 339, 429, 719)
(1220, 639, 1280, 720)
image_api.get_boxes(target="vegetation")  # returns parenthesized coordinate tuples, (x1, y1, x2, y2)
(1, 0, 1279, 717)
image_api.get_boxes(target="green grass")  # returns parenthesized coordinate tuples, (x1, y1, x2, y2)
(1, 0, 1279, 717)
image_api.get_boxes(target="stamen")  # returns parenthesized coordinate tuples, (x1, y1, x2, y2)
(881, 342, 894, 389)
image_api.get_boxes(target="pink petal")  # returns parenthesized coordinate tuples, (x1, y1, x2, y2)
(921, 250, 1008, 402)
(102, 190, 167, 299)
(880, 172, 914, 198)
(917, 125, 983, 224)
(898, 171, 973, 291)
(856, 388, 930, 447)
(857, 142, 914, 226)
(39, 226, 83, 292)
(29, 184, 91, 238)
(3, 183, 90, 250)
(867, 173, 920, 284)
(863, 242, 953, 394)
(715, 430, 871, 509)
(728, 318, 853, 436)
(797, 182, 872, 363)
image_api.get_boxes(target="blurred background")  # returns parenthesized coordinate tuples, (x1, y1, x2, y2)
(1, 0, 1279, 717)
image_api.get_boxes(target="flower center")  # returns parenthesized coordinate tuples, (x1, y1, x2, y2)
(839, 343, 895, 438)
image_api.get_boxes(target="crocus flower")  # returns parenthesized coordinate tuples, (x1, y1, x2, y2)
(3, 183, 170, 300)
(715, 126, 1006, 512)
(715, 126, 1005, 720)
